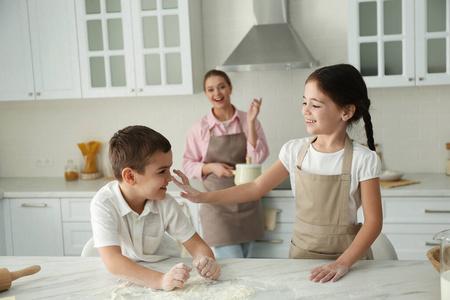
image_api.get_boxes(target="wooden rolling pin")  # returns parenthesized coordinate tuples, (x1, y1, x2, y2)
(0, 265, 41, 291)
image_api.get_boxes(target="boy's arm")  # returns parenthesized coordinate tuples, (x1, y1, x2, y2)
(98, 245, 192, 291)
(182, 233, 221, 279)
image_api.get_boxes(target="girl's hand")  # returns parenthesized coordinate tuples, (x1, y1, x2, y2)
(247, 98, 262, 124)
(309, 261, 349, 283)
(172, 170, 204, 203)
(161, 263, 192, 291)
(205, 163, 234, 177)
(193, 256, 221, 280)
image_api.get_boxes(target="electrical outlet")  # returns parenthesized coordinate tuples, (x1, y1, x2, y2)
(36, 158, 53, 167)
(36, 158, 45, 167)
(45, 158, 53, 167)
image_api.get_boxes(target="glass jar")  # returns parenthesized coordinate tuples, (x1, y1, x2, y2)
(447, 143, 450, 176)
(65, 159, 79, 181)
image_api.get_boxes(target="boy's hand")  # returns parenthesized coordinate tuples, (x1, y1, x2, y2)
(161, 263, 192, 291)
(193, 256, 221, 280)
(309, 261, 349, 283)
(172, 170, 204, 203)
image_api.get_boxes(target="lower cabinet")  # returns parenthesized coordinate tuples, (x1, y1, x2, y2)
(380, 197, 450, 260)
(358, 196, 450, 260)
(250, 196, 295, 258)
(8, 198, 64, 256)
(3, 197, 92, 256)
(61, 198, 93, 256)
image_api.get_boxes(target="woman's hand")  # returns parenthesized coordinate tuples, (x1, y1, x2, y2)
(247, 98, 262, 124)
(193, 256, 221, 280)
(309, 261, 349, 283)
(172, 170, 204, 203)
(161, 263, 192, 291)
(204, 163, 234, 177)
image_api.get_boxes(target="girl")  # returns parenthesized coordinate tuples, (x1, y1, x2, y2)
(174, 64, 382, 283)
(181, 70, 270, 258)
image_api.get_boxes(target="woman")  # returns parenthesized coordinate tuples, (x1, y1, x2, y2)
(182, 70, 269, 258)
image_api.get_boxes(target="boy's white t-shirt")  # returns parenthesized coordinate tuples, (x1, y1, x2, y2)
(279, 137, 381, 225)
(90, 181, 196, 262)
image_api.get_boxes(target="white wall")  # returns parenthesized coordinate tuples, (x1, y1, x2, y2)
(0, 0, 449, 178)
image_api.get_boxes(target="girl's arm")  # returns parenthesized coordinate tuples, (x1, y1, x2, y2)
(98, 246, 191, 291)
(173, 159, 289, 204)
(309, 177, 383, 283)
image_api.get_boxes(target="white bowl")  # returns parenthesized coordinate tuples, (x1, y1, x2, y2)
(380, 170, 404, 181)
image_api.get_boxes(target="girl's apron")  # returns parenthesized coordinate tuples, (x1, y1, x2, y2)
(200, 122, 264, 247)
(289, 135, 373, 260)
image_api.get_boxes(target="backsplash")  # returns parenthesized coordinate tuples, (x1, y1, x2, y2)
(0, 0, 449, 178)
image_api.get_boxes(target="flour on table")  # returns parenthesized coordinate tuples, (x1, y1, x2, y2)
(111, 274, 255, 300)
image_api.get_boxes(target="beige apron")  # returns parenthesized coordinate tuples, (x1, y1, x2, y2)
(289, 135, 373, 260)
(200, 122, 264, 247)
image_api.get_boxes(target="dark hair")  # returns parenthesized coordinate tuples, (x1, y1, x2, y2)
(109, 125, 171, 181)
(306, 64, 376, 151)
(203, 69, 232, 91)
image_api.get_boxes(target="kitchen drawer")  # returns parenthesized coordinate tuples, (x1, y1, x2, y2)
(383, 223, 449, 260)
(383, 197, 450, 223)
(250, 223, 294, 258)
(61, 198, 91, 222)
(261, 197, 295, 223)
(62, 222, 92, 256)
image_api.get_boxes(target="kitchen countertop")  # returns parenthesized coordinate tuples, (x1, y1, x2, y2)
(0, 173, 449, 199)
(0, 256, 440, 300)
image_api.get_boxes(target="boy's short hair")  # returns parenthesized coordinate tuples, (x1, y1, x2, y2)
(109, 125, 171, 181)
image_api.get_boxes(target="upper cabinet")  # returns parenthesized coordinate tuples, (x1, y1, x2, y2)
(75, 0, 203, 98)
(0, 0, 81, 101)
(348, 0, 450, 88)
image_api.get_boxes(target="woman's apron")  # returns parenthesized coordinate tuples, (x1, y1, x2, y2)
(200, 123, 264, 247)
(289, 135, 373, 260)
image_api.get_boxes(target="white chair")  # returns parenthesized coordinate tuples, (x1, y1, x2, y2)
(371, 232, 398, 260)
(81, 237, 100, 257)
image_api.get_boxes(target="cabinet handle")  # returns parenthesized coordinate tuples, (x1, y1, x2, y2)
(408, 78, 413, 81)
(36, 92, 41, 96)
(418, 77, 424, 81)
(255, 239, 283, 244)
(129, 88, 135, 93)
(21, 203, 47, 208)
(424, 209, 450, 214)
(28, 92, 33, 96)
(426, 242, 440, 246)
(137, 88, 143, 92)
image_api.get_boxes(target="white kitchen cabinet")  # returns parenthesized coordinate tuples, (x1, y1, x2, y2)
(250, 197, 295, 258)
(7, 198, 64, 256)
(358, 196, 450, 260)
(75, 0, 203, 98)
(0, 0, 81, 101)
(61, 198, 93, 256)
(348, 0, 450, 88)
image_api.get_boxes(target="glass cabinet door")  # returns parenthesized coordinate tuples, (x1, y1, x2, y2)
(415, 0, 450, 86)
(76, 0, 136, 97)
(348, 0, 415, 87)
(131, 0, 193, 95)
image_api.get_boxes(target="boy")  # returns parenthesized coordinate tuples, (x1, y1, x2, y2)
(91, 125, 220, 291)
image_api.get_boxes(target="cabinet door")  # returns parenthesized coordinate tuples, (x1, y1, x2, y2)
(0, 0, 35, 101)
(348, 0, 415, 87)
(130, 0, 195, 95)
(415, 0, 450, 86)
(27, 0, 82, 100)
(75, 0, 136, 98)
(9, 198, 64, 256)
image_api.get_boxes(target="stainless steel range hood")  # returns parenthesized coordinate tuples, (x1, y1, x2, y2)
(217, 0, 319, 72)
